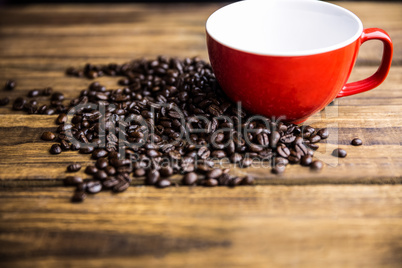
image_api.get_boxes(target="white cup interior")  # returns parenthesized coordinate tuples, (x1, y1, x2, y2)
(206, 0, 363, 56)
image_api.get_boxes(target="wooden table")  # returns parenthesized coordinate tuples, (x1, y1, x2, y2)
(0, 2, 401, 267)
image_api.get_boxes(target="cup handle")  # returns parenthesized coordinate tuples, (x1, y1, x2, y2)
(336, 28, 393, 98)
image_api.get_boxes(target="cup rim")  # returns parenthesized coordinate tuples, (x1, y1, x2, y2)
(206, 0, 364, 57)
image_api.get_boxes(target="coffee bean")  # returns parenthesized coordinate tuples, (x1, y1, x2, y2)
(0, 97, 10, 106)
(241, 157, 253, 168)
(257, 133, 269, 146)
(41, 131, 56, 141)
(104, 166, 116, 176)
(103, 177, 119, 189)
(51, 92, 65, 101)
(309, 135, 321, 144)
(60, 140, 70, 150)
(310, 160, 323, 171)
(95, 170, 108, 180)
(226, 176, 241, 187)
(197, 146, 210, 160)
(71, 191, 86, 203)
(13, 97, 26, 110)
(85, 165, 98, 175)
(160, 166, 173, 177)
(270, 131, 280, 148)
(295, 143, 308, 156)
(317, 128, 329, 139)
(145, 170, 160, 185)
(86, 180, 102, 194)
(204, 178, 218, 187)
(208, 104, 222, 117)
(277, 144, 290, 158)
(229, 153, 243, 163)
(133, 168, 146, 177)
(280, 134, 296, 144)
(24, 103, 37, 114)
(206, 168, 223, 179)
(77, 183, 87, 192)
(96, 158, 108, 169)
(146, 149, 159, 158)
(241, 175, 255, 185)
(92, 149, 108, 159)
(308, 143, 319, 150)
(211, 150, 226, 159)
(113, 180, 130, 192)
(272, 165, 285, 174)
(79, 146, 95, 154)
(213, 132, 225, 143)
(218, 173, 231, 186)
(351, 138, 362, 146)
(300, 155, 313, 166)
(156, 179, 171, 188)
(64, 176, 83, 186)
(248, 143, 263, 152)
(28, 89, 40, 98)
(67, 163, 81, 172)
(56, 113, 68, 124)
(50, 144, 62, 154)
(182, 172, 198, 185)
(288, 155, 300, 164)
(168, 109, 181, 119)
(181, 162, 195, 173)
(4, 80, 16, 90)
(57, 124, 72, 133)
(332, 148, 347, 158)
(196, 163, 212, 174)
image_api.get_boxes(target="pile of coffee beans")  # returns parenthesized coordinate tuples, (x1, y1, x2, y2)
(2, 56, 358, 203)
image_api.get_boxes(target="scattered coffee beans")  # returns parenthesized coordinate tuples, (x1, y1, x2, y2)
(156, 179, 171, 188)
(28, 89, 40, 98)
(0, 97, 10, 106)
(272, 164, 285, 174)
(67, 163, 81, 172)
(71, 190, 87, 202)
(182, 172, 198, 185)
(86, 180, 103, 194)
(10, 56, 366, 203)
(4, 79, 16, 90)
(85, 165, 98, 175)
(64, 176, 83, 186)
(310, 160, 323, 171)
(317, 128, 329, 139)
(300, 155, 313, 166)
(49, 144, 62, 154)
(56, 113, 68, 124)
(351, 138, 363, 146)
(41, 131, 56, 141)
(332, 148, 347, 158)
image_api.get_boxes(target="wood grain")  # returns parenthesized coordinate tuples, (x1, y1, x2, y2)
(0, 186, 401, 268)
(1, 67, 401, 185)
(0, 2, 401, 268)
(0, 2, 401, 185)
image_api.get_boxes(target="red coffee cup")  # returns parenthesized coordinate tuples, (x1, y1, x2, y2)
(206, 0, 393, 124)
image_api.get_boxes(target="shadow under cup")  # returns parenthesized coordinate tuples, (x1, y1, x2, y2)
(206, 0, 393, 124)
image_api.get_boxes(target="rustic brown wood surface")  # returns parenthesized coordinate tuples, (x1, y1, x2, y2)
(1, 186, 401, 268)
(0, 1, 401, 267)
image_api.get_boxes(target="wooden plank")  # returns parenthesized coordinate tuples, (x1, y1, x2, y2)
(0, 186, 401, 268)
(0, 111, 401, 186)
(0, 2, 400, 65)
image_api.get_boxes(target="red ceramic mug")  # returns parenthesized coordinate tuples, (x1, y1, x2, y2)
(206, 0, 393, 124)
